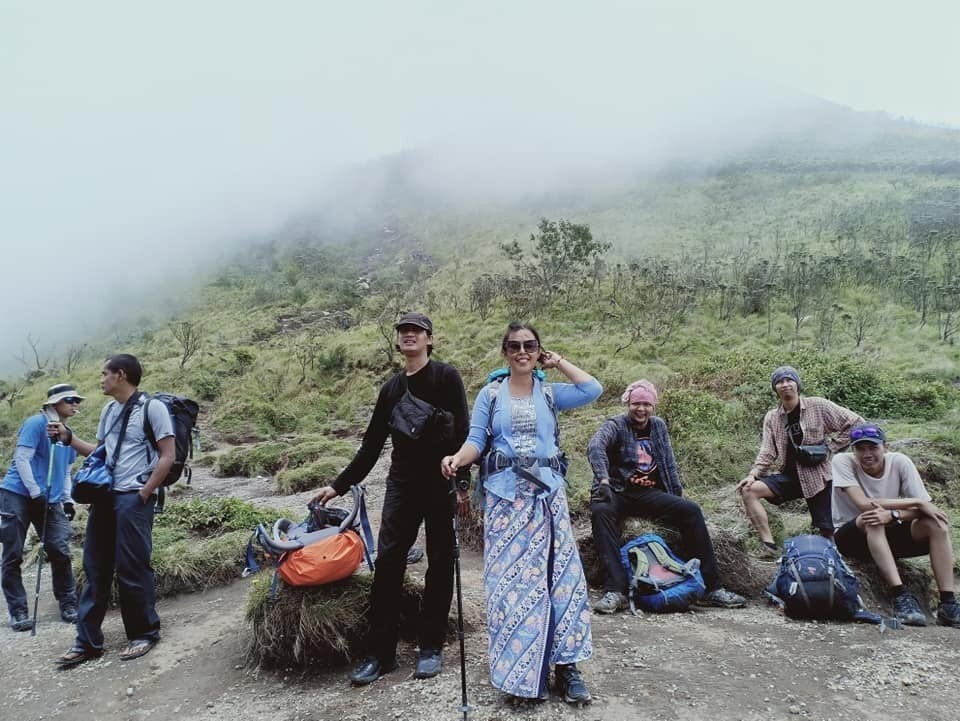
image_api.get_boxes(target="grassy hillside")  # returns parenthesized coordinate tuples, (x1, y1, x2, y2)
(3, 109, 959, 551)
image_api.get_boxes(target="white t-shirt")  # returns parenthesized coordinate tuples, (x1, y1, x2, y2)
(831, 451, 930, 529)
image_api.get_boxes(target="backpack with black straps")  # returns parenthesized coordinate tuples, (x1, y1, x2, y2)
(243, 484, 376, 600)
(619, 533, 706, 613)
(142, 392, 200, 486)
(765, 534, 896, 626)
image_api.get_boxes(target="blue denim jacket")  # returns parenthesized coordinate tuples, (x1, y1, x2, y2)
(586, 413, 682, 496)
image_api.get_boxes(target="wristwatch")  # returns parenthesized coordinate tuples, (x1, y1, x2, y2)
(456, 478, 470, 492)
(890, 509, 903, 525)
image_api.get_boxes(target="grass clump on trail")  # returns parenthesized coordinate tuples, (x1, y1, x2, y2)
(72, 497, 281, 598)
(213, 436, 354, 493)
(244, 572, 432, 668)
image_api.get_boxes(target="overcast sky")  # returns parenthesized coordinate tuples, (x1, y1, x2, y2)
(2, 0, 959, 374)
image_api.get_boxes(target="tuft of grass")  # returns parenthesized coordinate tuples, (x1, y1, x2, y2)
(245, 572, 448, 668)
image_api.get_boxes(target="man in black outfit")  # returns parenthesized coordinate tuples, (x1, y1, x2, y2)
(313, 312, 469, 685)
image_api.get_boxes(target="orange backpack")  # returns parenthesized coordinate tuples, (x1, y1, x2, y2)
(243, 485, 375, 592)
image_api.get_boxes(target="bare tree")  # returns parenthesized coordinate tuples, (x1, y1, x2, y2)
(170, 321, 204, 369)
(13, 334, 49, 374)
(1, 381, 25, 409)
(64, 343, 87, 374)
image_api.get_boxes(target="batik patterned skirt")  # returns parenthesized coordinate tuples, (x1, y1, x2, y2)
(483, 479, 592, 698)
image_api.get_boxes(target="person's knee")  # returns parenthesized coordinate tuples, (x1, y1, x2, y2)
(589, 500, 617, 521)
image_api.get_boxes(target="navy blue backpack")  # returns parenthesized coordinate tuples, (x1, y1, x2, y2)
(620, 533, 706, 613)
(765, 535, 896, 626)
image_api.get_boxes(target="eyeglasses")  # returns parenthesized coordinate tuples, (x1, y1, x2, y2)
(850, 425, 884, 441)
(63, 398, 82, 404)
(504, 339, 540, 355)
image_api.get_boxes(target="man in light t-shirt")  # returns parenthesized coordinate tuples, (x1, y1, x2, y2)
(832, 422, 959, 629)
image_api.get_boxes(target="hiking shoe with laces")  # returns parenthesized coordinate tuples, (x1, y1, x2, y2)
(413, 648, 442, 679)
(60, 605, 78, 623)
(555, 663, 591, 705)
(893, 593, 927, 627)
(9, 611, 33, 632)
(699, 587, 747, 609)
(593, 590, 628, 614)
(937, 600, 960, 628)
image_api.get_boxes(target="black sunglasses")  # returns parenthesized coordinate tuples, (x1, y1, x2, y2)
(63, 397, 82, 404)
(505, 340, 540, 354)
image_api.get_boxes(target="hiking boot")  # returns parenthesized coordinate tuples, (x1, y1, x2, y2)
(699, 587, 747, 609)
(349, 656, 397, 686)
(893, 593, 927, 627)
(60, 605, 78, 624)
(937, 600, 960, 628)
(555, 663, 591, 705)
(413, 648, 442, 679)
(593, 590, 628, 614)
(9, 611, 33, 632)
(756, 544, 780, 561)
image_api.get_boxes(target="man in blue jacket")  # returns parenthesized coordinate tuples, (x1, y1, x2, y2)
(1, 383, 81, 631)
(588, 380, 745, 613)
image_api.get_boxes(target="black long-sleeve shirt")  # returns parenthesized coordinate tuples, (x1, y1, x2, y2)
(332, 359, 469, 495)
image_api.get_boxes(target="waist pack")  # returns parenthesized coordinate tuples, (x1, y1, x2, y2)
(243, 485, 376, 599)
(795, 443, 829, 467)
(72, 445, 113, 504)
(620, 533, 706, 613)
(765, 535, 896, 626)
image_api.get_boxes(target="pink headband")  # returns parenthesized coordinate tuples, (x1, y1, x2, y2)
(621, 379, 658, 406)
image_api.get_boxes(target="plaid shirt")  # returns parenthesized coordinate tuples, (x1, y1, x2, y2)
(750, 396, 864, 498)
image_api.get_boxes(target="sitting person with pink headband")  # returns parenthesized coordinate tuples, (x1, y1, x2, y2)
(587, 379, 746, 613)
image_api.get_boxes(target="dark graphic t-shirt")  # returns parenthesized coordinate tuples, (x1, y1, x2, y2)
(784, 405, 803, 480)
(626, 431, 662, 491)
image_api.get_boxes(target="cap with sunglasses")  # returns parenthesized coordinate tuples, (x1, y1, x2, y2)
(849, 423, 885, 446)
(44, 383, 85, 407)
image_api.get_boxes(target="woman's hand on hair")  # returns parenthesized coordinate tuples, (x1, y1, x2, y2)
(539, 350, 564, 370)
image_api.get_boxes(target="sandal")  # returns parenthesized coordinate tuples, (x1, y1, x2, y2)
(56, 646, 101, 669)
(120, 638, 157, 661)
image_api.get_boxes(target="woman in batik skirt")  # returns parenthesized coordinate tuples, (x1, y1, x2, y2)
(442, 321, 602, 704)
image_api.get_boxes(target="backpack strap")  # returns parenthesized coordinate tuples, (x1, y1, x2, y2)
(353, 485, 376, 571)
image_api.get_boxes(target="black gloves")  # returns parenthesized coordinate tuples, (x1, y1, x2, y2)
(62, 502, 76, 521)
(29, 495, 48, 515)
(590, 483, 613, 505)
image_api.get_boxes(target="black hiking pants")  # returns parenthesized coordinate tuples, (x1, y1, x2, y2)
(590, 486, 722, 593)
(367, 471, 454, 663)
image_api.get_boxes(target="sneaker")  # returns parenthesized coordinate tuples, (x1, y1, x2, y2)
(413, 648, 442, 679)
(893, 592, 927, 627)
(9, 611, 33, 632)
(349, 656, 397, 686)
(60, 605, 78, 623)
(937, 600, 960, 628)
(699, 587, 747, 609)
(593, 590, 628, 614)
(555, 663, 591, 705)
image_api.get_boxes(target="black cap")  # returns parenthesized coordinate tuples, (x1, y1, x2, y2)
(395, 312, 433, 334)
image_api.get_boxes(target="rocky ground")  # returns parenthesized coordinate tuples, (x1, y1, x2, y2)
(2, 458, 959, 721)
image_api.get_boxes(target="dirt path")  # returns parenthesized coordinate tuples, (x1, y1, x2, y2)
(2, 460, 959, 721)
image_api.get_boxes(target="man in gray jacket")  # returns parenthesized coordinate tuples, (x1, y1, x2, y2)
(588, 380, 745, 613)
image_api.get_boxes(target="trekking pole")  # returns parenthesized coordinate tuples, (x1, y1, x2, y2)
(449, 477, 469, 720)
(31, 438, 57, 637)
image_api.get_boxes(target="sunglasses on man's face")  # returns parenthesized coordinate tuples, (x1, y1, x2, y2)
(850, 425, 883, 441)
(505, 340, 540, 354)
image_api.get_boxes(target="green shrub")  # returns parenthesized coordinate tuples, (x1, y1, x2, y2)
(191, 372, 223, 401)
(275, 458, 350, 494)
(156, 497, 278, 534)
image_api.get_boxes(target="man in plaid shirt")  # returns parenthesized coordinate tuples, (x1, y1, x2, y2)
(736, 366, 863, 557)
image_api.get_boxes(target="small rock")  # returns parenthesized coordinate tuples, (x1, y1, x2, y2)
(789, 705, 801, 715)
(126, 688, 134, 697)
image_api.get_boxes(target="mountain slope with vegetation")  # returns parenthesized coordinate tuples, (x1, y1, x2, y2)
(2, 104, 959, 570)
